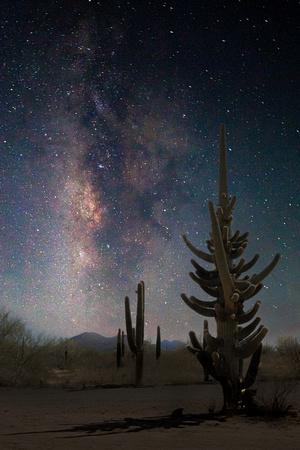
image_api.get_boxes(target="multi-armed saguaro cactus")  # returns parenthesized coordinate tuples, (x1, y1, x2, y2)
(181, 124, 280, 410)
(125, 281, 145, 385)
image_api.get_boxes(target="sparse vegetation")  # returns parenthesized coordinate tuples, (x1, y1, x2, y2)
(276, 336, 300, 377)
(0, 306, 298, 397)
(0, 308, 56, 386)
(260, 377, 298, 417)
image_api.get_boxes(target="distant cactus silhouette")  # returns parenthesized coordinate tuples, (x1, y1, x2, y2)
(123, 281, 161, 384)
(182, 124, 280, 410)
(125, 281, 145, 385)
(116, 328, 122, 368)
(156, 325, 161, 360)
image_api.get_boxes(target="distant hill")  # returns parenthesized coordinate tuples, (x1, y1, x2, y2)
(161, 339, 186, 350)
(69, 332, 185, 353)
(70, 332, 118, 352)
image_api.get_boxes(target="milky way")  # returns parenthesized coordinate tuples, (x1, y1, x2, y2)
(0, 1, 298, 343)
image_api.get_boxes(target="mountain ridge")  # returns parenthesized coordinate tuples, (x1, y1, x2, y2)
(69, 332, 185, 352)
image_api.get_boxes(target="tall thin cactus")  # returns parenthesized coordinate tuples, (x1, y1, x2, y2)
(116, 328, 122, 368)
(121, 330, 125, 357)
(125, 281, 145, 385)
(156, 325, 161, 360)
(182, 124, 280, 410)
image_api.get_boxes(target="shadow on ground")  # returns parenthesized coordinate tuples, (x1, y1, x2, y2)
(4, 410, 227, 439)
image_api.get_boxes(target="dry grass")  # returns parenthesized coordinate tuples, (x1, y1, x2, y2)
(259, 377, 298, 416)
(45, 345, 299, 390)
(258, 352, 295, 380)
(47, 346, 205, 389)
(1, 336, 298, 390)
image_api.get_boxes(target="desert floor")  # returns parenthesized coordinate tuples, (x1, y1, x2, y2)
(0, 382, 299, 450)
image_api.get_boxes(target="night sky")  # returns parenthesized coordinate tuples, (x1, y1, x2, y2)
(0, 0, 298, 344)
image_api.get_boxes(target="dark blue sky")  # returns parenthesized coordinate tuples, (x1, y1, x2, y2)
(0, 0, 298, 343)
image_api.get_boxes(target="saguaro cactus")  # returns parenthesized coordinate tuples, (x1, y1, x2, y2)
(125, 281, 145, 385)
(182, 124, 280, 410)
(156, 325, 161, 360)
(116, 328, 122, 368)
(116, 329, 125, 368)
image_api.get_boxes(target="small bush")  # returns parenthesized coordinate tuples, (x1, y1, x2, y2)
(260, 377, 297, 417)
(262, 343, 275, 355)
(276, 336, 300, 377)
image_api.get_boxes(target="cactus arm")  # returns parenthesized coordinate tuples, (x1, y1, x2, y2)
(183, 234, 214, 263)
(190, 296, 217, 308)
(189, 271, 221, 287)
(226, 195, 237, 213)
(237, 301, 261, 324)
(204, 330, 221, 352)
(186, 344, 199, 355)
(181, 293, 216, 317)
(188, 330, 218, 379)
(241, 343, 262, 389)
(246, 282, 264, 300)
(236, 283, 257, 300)
(197, 350, 218, 379)
(231, 258, 245, 274)
(212, 351, 226, 378)
(238, 254, 260, 273)
(230, 245, 247, 259)
(237, 317, 261, 341)
(200, 285, 219, 297)
(236, 231, 250, 242)
(190, 259, 218, 279)
(234, 325, 268, 359)
(231, 239, 248, 248)
(208, 201, 235, 312)
(230, 229, 240, 242)
(125, 296, 136, 352)
(234, 279, 252, 289)
(250, 253, 281, 285)
(216, 206, 232, 225)
(189, 330, 202, 350)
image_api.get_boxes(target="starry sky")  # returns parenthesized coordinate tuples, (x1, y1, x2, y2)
(0, 0, 299, 344)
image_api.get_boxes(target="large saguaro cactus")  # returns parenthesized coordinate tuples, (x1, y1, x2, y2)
(125, 281, 145, 385)
(182, 124, 280, 410)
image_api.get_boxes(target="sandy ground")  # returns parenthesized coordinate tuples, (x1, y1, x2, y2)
(0, 382, 299, 450)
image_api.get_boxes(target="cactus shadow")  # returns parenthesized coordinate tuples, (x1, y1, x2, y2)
(64, 412, 227, 437)
(5, 411, 227, 439)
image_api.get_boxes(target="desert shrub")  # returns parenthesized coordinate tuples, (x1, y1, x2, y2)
(276, 336, 300, 377)
(141, 345, 204, 386)
(262, 343, 275, 355)
(0, 308, 25, 340)
(0, 308, 58, 386)
(8, 332, 56, 387)
(260, 377, 297, 417)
